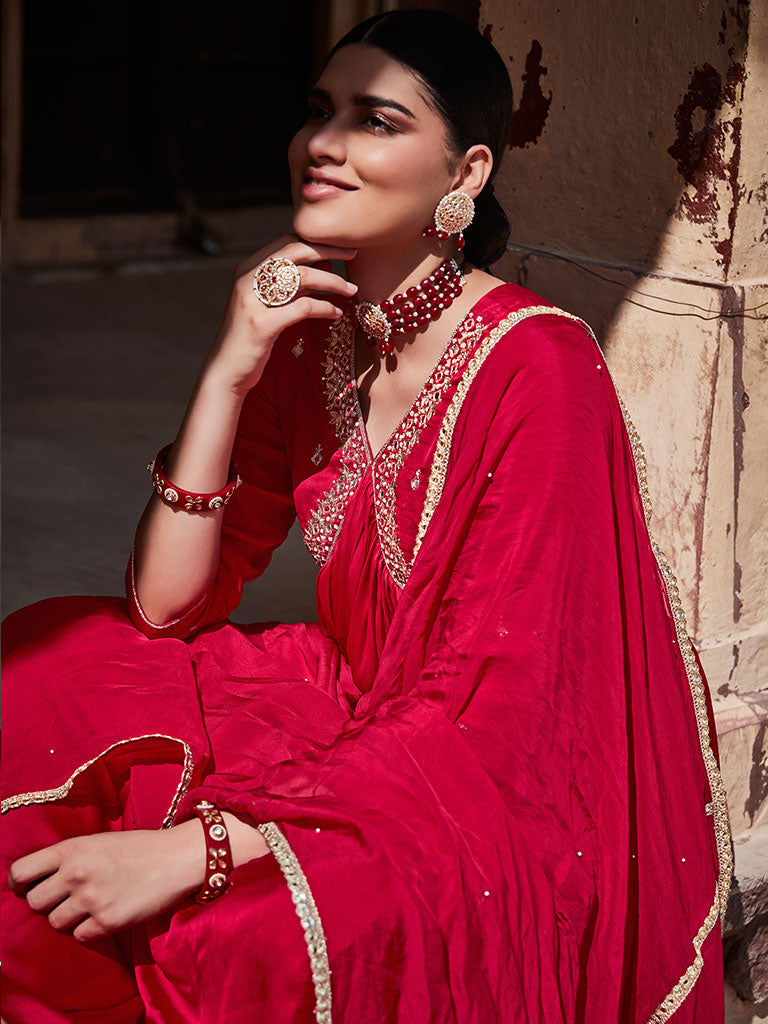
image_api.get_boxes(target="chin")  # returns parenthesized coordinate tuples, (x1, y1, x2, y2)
(292, 208, 357, 250)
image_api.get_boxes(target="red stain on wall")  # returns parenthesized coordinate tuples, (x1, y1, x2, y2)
(666, 60, 746, 271)
(507, 40, 552, 149)
(667, 63, 725, 223)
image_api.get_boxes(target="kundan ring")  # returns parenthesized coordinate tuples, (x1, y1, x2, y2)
(253, 256, 302, 307)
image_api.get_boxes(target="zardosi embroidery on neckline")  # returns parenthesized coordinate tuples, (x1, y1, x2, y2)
(302, 306, 488, 584)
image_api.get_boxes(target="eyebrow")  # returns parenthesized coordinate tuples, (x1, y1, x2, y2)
(308, 87, 416, 120)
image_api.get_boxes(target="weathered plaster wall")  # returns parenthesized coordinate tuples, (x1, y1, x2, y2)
(481, 0, 767, 1004)
(481, 0, 766, 770)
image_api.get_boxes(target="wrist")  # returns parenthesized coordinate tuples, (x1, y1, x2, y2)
(199, 355, 266, 401)
(169, 818, 209, 897)
(221, 811, 271, 866)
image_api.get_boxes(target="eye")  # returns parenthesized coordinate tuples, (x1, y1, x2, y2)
(362, 112, 396, 134)
(306, 104, 330, 121)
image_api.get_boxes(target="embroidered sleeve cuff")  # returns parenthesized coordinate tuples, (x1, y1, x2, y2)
(125, 547, 210, 640)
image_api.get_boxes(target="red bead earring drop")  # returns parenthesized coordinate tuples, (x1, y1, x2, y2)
(422, 189, 475, 252)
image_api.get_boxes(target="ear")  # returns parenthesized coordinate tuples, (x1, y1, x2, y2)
(451, 145, 493, 199)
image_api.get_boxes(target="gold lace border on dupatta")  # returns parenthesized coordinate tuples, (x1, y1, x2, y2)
(414, 304, 734, 1022)
(2, 734, 333, 1024)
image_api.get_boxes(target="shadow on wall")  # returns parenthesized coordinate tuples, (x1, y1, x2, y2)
(484, 0, 763, 660)
(483, 0, 753, 321)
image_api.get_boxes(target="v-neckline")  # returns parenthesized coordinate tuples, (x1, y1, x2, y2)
(349, 282, 509, 464)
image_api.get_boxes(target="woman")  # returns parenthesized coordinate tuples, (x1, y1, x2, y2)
(1, 10, 733, 1023)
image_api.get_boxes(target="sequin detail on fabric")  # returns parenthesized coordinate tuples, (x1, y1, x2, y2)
(257, 822, 333, 1023)
(322, 312, 359, 445)
(303, 313, 369, 566)
(374, 313, 486, 588)
(414, 303, 734, 1021)
(305, 309, 487, 582)
(0, 734, 195, 829)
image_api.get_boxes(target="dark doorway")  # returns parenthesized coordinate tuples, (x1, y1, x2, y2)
(20, 1, 326, 218)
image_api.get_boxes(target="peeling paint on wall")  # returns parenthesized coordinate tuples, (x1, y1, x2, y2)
(666, 59, 747, 271)
(507, 40, 552, 149)
(667, 62, 725, 224)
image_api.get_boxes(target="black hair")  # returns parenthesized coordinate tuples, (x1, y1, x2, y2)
(327, 9, 514, 268)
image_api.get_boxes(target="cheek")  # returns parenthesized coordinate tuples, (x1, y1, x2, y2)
(361, 142, 436, 190)
(361, 149, 445, 226)
(287, 128, 309, 173)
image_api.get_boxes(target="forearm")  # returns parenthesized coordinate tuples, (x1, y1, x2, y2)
(130, 237, 355, 627)
(131, 362, 254, 626)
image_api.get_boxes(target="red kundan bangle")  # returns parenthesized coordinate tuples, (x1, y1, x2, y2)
(193, 801, 233, 904)
(147, 443, 242, 511)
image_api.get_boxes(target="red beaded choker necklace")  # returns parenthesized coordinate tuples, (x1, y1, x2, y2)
(354, 258, 465, 355)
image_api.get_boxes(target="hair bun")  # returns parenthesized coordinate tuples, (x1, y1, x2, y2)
(465, 183, 509, 268)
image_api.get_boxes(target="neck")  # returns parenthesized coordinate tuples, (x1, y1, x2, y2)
(346, 245, 452, 305)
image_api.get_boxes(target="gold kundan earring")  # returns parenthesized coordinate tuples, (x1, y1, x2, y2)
(422, 189, 475, 251)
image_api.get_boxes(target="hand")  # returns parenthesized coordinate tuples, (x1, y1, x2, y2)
(203, 232, 358, 397)
(8, 815, 273, 942)
(8, 825, 206, 942)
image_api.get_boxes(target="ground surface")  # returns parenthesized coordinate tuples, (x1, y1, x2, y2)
(2, 259, 319, 625)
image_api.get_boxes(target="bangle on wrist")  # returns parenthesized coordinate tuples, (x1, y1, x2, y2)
(192, 801, 233, 904)
(147, 443, 242, 512)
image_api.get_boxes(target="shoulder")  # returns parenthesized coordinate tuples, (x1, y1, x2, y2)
(474, 282, 602, 387)
(461, 282, 616, 434)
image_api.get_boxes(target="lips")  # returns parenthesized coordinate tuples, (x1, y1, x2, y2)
(300, 176, 357, 202)
(302, 169, 357, 191)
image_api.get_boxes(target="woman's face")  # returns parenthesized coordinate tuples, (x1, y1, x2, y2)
(288, 43, 458, 250)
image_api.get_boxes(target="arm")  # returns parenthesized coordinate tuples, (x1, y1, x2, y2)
(127, 235, 357, 636)
(8, 811, 272, 943)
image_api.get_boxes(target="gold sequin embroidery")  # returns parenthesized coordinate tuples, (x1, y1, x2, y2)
(321, 312, 359, 445)
(1, 736, 333, 1021)
(374, 313, 487, 588)
(302, 313, 369, 566)
(257, 822, 332, 1023)
(302, 431, 369, 566)
(304, 309, 488, 581)
(1, 733, 195, 829)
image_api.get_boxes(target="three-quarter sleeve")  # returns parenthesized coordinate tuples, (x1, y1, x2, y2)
(125, 348, 296, 640)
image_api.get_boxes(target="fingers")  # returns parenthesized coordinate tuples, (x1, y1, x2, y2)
(236, 238, 356, 276)
(8, 844, 63, 893)
(283, 296, 346, 322)
(23, 872, 70, 913)
(47, 896, 89, 934)
(73, 915, 108, 943)
(280, 239, 357, 267)
(297, 265, 358, 300)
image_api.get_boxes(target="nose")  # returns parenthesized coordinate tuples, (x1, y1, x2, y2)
(305, 116, 346, 165)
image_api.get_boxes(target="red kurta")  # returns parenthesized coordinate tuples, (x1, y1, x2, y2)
(1, 282, 733, 1023)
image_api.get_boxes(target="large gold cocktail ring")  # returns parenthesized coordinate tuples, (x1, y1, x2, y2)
(253, 256, 302, 306)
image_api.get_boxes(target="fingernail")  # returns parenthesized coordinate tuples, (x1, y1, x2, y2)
(334, 307, 343, 317)
(346, 281, 358, 292)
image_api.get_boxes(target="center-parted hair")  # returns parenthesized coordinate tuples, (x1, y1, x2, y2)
(328, 9, 514, 268)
